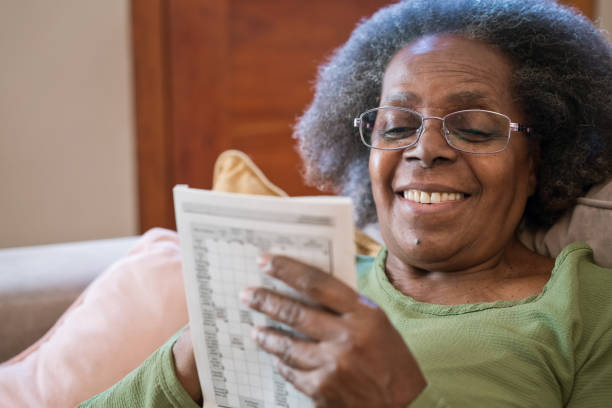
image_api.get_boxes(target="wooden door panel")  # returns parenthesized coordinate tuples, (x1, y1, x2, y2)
(132, 0, 594, 231)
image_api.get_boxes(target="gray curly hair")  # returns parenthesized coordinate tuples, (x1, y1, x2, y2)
(293, 0, 612, 228)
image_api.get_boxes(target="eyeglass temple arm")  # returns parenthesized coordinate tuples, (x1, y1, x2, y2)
(510, 122, 532, 134)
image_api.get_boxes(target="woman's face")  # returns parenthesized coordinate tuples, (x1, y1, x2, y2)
(370, 35, 537, 272)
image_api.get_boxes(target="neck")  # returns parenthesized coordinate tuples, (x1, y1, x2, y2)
(384, 239, 554, 305)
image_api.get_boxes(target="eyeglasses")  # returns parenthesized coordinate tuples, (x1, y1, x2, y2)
(353, 107, 531, 154)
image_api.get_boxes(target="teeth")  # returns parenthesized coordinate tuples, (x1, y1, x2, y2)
(402, 189, 465, 204)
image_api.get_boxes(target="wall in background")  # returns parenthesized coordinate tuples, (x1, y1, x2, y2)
(598, 0, 612, 34)
(0, 0, 137, 247)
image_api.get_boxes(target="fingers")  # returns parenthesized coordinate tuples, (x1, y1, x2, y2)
(274, 360, 343, 408)
(242, 287, 344, 340)
(257, 254, 360, 314)
(252, 327, 325, 370)
(274, 361, 321, 400)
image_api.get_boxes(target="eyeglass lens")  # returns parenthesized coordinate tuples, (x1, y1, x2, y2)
(361, 108, 511, 153)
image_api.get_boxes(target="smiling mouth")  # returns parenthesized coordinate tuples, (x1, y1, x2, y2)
(400, 189, 467, 204)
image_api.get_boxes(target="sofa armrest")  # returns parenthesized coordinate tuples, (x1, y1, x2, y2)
(0, 236, 139, 362)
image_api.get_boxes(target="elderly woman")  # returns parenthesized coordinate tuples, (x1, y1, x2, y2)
(82, 0, 612, 406)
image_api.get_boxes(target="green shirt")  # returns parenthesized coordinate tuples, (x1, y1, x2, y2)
(359, 242, 612, 407)
(81, 242, 612, 407)
(80, 330, 199, 408)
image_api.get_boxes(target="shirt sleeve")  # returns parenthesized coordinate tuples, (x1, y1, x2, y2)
(77, 330, 201, 408)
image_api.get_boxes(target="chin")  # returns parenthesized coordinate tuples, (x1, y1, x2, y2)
(387, 235, 468, 271)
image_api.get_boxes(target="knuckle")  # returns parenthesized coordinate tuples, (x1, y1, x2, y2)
(271, 256, 331, 300)
(278, 337, 295, 364)
(335, 326, 355, 345)
(279, 347, 295, 366)
(279, 301, 304, 325)
(335, 325, 368, 356)
(258, 330, 272, 348)
(249, 288, 268, 309)
(270, 255, 290, 275)
(277, 361, 295, 382)
(295, 272, 326, 297)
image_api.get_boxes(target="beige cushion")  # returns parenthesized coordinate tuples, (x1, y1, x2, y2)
(213, 150, 382, 257)
(519, 181, 612, 267)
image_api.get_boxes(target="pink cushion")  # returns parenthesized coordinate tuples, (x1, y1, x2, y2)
(0, 228, 188, 407)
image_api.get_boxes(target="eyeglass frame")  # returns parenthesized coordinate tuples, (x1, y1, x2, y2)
(353, 106, 532, 154)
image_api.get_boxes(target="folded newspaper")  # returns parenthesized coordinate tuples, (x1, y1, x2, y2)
(173, 185, 355, 408)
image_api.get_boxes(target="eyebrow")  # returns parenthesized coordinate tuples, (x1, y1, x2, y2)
(445, 91, 495, 106)
(381, 90, 496, 108)
(381, 92, 420, 105)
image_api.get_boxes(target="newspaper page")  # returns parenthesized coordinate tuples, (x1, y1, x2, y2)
(173, 186, 355, 408)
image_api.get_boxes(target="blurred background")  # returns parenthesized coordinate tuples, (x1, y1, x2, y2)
(0, 0, 608, 248)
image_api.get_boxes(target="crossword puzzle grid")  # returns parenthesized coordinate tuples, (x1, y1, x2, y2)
(192, 224, 331, 408)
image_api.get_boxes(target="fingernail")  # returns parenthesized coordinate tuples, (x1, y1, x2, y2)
(240, 287, 254, 304)
(256, 254, 273, 272)
(251, 327, 262, 342)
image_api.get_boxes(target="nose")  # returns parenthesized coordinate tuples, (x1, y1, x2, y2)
(402, 117, 459, 167)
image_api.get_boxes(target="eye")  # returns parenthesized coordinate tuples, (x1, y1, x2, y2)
(445, 111, 507, 144)
(451, 127, 495, 142)
(382, 126, 419, 140)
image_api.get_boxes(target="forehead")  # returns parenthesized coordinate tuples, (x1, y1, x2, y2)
(381, 35, 515, 110)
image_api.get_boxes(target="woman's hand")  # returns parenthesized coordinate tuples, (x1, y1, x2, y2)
(172, 325, 203, 405)
(241, 255, 427, 408)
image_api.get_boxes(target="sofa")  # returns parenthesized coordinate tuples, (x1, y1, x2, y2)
(0, 236, 139, 362)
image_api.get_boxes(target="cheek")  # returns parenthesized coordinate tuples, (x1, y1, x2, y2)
(368, 151, 381, 184)
(475, 153, 532, 214)
(368, 151, 383, 196)
(368, 150, 396, 203)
